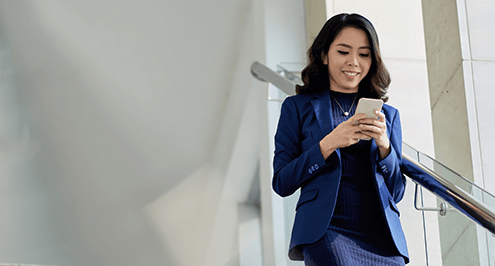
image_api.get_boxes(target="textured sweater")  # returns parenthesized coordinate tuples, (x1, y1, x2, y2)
(328, 90, 391, 241)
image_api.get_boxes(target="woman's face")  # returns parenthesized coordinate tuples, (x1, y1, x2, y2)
(322, 27, 372, 93)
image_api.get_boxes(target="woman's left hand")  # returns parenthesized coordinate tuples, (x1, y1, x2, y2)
(357, 110, 391, 159)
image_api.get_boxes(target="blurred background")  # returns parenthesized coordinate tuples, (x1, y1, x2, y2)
(0, 0, 493, 265)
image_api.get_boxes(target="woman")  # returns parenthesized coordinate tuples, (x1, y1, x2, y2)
(272, 13, 409, 265)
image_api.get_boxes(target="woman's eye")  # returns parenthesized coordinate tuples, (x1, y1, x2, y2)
(337, 51, 348, 55)
(360, 53, 370, 57)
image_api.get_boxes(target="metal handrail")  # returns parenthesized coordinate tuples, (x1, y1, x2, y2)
(251, 62, 296, 96)
(250, 61, 495, 235)
(402, 152, 495, 234)
(414, 182, 448, 216)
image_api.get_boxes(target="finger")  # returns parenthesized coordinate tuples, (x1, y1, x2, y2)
(350, 127, 369, 136)
(350, 113, 367, 125)
(358, 119, 385, 128)
(375, 110, 385, 121)
(359, 126, 384, 136)
(356, 131, 373, 140)
(359, 124, 374, 132)
(351, 113, 368, 120)
(358, 118, 377, 126)
(357, 111, 384, 124)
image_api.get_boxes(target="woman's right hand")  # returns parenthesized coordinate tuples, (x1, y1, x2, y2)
(319, 113, 369, 160)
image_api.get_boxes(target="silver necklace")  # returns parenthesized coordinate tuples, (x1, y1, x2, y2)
(330, 93, 358, 116)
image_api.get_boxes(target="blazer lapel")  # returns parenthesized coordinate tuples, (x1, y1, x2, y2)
(311, 89, 342, 160)
(311, 89, 334, 139)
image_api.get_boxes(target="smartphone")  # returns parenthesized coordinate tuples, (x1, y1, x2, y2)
(354, 98, 383, 140)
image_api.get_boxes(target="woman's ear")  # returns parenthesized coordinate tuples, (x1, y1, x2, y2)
(321, 52, 328, 65)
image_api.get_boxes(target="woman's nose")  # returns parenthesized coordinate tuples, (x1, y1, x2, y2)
(347, 55, 358, 67)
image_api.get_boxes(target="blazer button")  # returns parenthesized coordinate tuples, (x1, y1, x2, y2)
(308, 169, 313, 174)
(315, 164, 319, 170)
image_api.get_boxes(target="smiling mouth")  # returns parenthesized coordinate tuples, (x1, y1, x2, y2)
(343, 71, 358, 77)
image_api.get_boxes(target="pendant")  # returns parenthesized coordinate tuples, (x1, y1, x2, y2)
(344, 112, 349, 116)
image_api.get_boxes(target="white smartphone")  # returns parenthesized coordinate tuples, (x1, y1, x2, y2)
(354, 98, 383, 140)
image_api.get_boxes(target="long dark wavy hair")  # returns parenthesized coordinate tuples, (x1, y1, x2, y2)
(296, 13, 391, 102)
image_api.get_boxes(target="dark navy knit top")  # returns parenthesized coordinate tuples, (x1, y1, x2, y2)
(328, 90, 392, 243)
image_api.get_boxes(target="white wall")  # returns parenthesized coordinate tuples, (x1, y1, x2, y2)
(0, 0, 262, 265)
(461, 0, 495, 196)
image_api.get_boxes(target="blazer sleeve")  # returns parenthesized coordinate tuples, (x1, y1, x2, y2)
(376, 109, 406, 203)
(272, 97, 331, 197)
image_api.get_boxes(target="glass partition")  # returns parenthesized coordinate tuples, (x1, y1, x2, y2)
(403, 143, 495, 265)
(402, 143, 495, 233)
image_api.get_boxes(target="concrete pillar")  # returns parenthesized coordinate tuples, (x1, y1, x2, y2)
(422, 0, 495, 265)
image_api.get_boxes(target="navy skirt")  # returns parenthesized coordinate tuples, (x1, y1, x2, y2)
(302, 225, 405, 266)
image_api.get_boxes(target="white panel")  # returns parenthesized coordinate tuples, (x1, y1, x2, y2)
(459, 60, 484, 187)
(265, 0, 307, 69)
(331, 0, 426, 61)
(385, 59, 434, 156)
(465, 0, 495, 61)
(489, 232, 495, 265)
(472, 61, 495, 195)
(0, 0, 263, 265)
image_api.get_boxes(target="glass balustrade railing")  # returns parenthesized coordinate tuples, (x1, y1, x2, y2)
(402, 143, 495, 265)
(402, 143, 495, 235)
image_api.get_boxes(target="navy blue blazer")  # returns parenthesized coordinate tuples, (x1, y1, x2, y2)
(272, 89, 409, 263)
